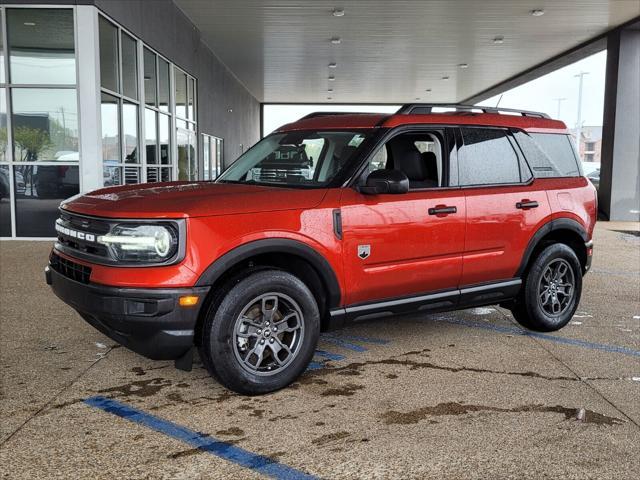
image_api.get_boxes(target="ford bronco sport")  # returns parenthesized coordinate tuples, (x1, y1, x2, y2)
(46, 104, 596, 395)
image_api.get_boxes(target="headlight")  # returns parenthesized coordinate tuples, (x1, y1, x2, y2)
(98, 224, 178, 263)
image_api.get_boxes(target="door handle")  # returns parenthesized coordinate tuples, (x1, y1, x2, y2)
(428, 205, 457, 215)
(516, 200, 539, 209)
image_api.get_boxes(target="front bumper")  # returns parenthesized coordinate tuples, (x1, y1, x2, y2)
(46, 265, 209, 361)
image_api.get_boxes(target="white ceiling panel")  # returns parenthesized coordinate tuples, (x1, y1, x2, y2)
(174, 0, 640, 103)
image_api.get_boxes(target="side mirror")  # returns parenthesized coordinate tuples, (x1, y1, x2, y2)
(360, 169, 409, 195)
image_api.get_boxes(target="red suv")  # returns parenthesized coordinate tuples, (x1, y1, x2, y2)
(46, 104, 596, 394)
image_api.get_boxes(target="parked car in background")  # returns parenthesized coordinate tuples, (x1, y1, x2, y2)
(46, 104, 597, 395)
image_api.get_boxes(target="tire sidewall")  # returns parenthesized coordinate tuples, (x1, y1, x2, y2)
(523, 244, 582, 331)
(203, 270, 320, 394)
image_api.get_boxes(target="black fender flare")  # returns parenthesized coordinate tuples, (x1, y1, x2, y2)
(516, 218, 589, 277)
(194, 238, 342, 308)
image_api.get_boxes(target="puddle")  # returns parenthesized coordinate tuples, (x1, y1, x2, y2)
(381, 402, 624, 426)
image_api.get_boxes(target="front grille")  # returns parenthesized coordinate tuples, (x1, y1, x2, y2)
(50, 252, 92, 284)
(56, 211, 111, 259)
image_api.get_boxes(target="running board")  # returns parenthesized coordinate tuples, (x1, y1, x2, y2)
(329, 278, 522, 326)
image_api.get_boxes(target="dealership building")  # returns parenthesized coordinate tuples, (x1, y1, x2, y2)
(0, 1, 638, 238)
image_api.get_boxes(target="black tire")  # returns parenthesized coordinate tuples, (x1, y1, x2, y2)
(511, 243, 582, 332)
(198, 269, 320, 395)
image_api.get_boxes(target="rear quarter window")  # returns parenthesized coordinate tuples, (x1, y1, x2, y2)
(514, 132, 581, 178)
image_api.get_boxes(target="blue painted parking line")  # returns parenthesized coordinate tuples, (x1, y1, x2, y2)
(314, 349, 346, 361)
(435, 317, 640, 358)
(325, 334, 390, 345)
(85, 396, 318, 480)
(306, 361, 324, 371)
(318, 335, 367, 352)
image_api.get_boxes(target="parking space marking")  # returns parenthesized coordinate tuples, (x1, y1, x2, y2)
(318, 336, 367, 352)
(306, 333, 390, 371)
(84, 396, 318, 480)
(314, 349, 346, 361)
(435, 317, 640, 357)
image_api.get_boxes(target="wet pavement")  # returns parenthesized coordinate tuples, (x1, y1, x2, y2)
(1, 222, 639, 479)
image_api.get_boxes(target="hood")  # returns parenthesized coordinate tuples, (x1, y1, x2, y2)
(62, 181, 328, 219)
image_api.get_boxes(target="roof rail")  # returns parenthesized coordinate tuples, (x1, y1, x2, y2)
(396, 103, 550, 119)
(300, 111, 371, 120)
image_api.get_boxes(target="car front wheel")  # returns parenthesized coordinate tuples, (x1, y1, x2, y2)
(511, 243, 582, 332)
(199, 270, 320, 395)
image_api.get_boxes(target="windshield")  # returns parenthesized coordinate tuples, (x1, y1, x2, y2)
(217, 130, 371, 187)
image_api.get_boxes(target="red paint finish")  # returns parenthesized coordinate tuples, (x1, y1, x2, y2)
(340, 188, 465, 304)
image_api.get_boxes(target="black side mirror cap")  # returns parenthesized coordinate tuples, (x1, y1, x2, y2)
(360, 169, 410, 195)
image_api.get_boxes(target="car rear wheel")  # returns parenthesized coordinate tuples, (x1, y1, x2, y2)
(510, 243, 582, 332)
(199, 270, 320, 395)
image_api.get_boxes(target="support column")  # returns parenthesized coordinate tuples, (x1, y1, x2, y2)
(599, 25, 640, 221)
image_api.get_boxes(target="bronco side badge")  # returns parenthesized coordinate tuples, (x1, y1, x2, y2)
(357, 245, 371, 260)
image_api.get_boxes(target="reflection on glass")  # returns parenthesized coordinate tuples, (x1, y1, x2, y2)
(187, 77, 195, 120)
(122, 102, 138, 164)
(158, 57, 170, 112)
(176, 128, 198, 180)
(145, 108, 157, 164)
(124, 166, 139, 184)
(0, 16, 4, 83)
(14, 164, 79, 236)
(103, 164, 121, 187)
(121, 33, 138, 100)
(1, 89, 7, 162)
(12, 89, 79, 162)
(101, 93, 119, 163)
(0, 165, 12, 236)
(143, 48, 157, 107)
(175, 69, 187, 118)
(159, 113, 170, 165)
(160, 167, 171, 182)
(203, 135, 210, 180)
(8, 9, 75, 85)
(99, 16, 119, 92)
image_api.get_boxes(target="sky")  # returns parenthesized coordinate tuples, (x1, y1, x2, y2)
(263, 50, 607, 136)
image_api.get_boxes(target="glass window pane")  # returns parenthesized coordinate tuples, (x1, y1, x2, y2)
(144, 108, 157, 164)
(188, 77, 195, 120)
(143, 48, 156, 107)
(1, 89, 7, 162)
(12, 88, 78, 162)
(0, 15, 5, 83)
(189, 132, 197, 180)
(160, 167, 171, 182)
(158, 57, 170, 112)
(459, 128, 520, 185)
(0, 165, 12, 236)
(14, 163, 79, 237)
(8, 9, 75, 85)
(124, 165, 139, 184)
(99, 16, 119, 93)
(146, 166, 158, 183)
(101, 92, 120, 164)
(203, 135, 210, 180)
(103, 165, 121, 187)
(122, 102, 138, 164)
(175, 69, 187, 118)
(159, 113, 170, 165)
(121, 33, 138, 100)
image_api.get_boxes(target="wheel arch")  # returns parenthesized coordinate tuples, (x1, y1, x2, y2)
(517, 218, 590, 277)
(195, 238, 342, 332)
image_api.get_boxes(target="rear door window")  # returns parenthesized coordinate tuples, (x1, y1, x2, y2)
(514, 131, 581, 178)
(459, 128, 521, 186)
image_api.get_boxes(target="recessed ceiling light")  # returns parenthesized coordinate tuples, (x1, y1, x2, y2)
(23, 22, 36, 26)
(442, 76, 450, 80)
(327, 96, 333, 100)
(227, 108, 233, 113)
(330, 37, 341, 45)
(530, 9, 545, 16)
(328, 75, 335, 81)
(425, 89, 432, 93)
(328, 62, 337, 68)
(493, 35, 504, 44)
(415, 97, 421, 101)
(332, 8, 345, 17)
(327, 88, 334, 92)
(458, 63, 468, 69)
